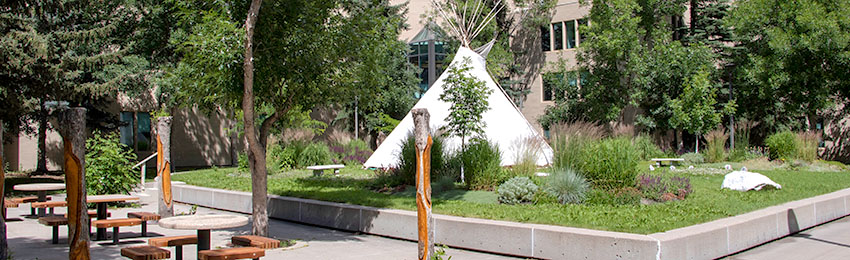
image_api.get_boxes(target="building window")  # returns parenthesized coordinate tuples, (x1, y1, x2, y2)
(578, 19, 588, 44)
(541, 25, 551, 52)
(543, 71, 586, 102)
(120, 111, 152, 152)
(542, 19, 586, 52)
(408, 23, 447, 98)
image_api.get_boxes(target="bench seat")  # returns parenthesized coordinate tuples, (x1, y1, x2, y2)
(128, 212, 161, 237)
(149, 235, 198, 260)
(232, 235, 281, 249)
(306, 164, 345, 176)
(65, 210, 111, 219)
(121, 245, 171, 260)
(12, 196, 51, 215)
(198, 247, 265, 260)
(38, 216, 68, 244)
(93, 218, 144, 244)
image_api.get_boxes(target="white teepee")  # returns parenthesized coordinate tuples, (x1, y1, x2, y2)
(363, 47, 553, 168)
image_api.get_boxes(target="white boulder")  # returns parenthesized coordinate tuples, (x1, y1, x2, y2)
(721, 171, 782, 191)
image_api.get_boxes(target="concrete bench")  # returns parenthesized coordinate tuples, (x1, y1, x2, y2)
(128, 212, 161, 237)
(92, 218, 144, 244)
(651, 158, 685, 166)
(198, 247, 265, 260)
(38, 216, 68, 244)
(306, 164, 345, 177)
(149, 235, 198, 260)
(232, 235, 280, 249)
(121, 245, 171, 260)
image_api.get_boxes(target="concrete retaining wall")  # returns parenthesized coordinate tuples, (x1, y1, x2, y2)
(172, 184, 850, 260)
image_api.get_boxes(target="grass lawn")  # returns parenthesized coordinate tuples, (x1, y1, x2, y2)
(172, 165, 850, 234)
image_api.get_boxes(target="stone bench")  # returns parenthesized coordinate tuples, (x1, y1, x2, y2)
(306, 164, 345, 177)
(38, 216, 68, 244)
(651, 158, 685, 166)
(93, 218, 144, 244)
(121, 245, 171, 260)
(198, 247, 265, 260)
(128, 212, 161, 237)
(148, 235, 197, 260)
(232, 235, 280, 249)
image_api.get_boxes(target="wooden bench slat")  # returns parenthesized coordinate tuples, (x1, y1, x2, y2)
(121, 245, 171, 260)
(128, 212, 161, 221)
(38, 216, 69, 226)
(198, 247, 265, 260)
(93, 218, 143, 228)
(9, 196, 51, 204)
(4, 200, 19, 208)
(65, 210, 111, 219)
(31, 201, 66, 208)
(148, 235, 198, 247)
(232, 235, 280, 249)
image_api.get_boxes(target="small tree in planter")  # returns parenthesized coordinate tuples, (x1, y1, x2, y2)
(668, 70, 735, 153)
(439, 57, 492, 183)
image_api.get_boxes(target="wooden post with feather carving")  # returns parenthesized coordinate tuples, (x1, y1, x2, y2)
(156, 116, 174, 218)
(60, 108, 90, 260)
(0, 120, 7, 260)
(412, 108, 434, 260)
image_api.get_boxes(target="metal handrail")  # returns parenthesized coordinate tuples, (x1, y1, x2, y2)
(133, 152, 158, 187)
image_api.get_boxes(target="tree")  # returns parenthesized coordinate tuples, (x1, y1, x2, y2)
(439, 57, 492, 183)
(669, 70, 734, 152)
(727, 0, 850, 131)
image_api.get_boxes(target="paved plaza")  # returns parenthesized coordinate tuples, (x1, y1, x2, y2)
(5, 184, 519, 260)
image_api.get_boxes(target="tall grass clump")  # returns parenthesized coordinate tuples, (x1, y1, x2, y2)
(509, 136, 544, 178)
(765, 131, 797, 161)
(633, 135, 664, 160)
(391, 132, 446, 186)
(582, 137, 640, 189)
(704, 128, 728, 163)
(543, 168, 590, 204)
(729, 119, 758, 162)
(795, 131, 818, 162)
(457, 138, 503, 190)
(550, 121, 604, 170)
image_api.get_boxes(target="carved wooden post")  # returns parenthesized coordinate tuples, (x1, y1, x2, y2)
(156, 116, 174, 218)
(60, 108, 90, 260)
(412, 108, 434, 260)
(1, 119, 7, 260)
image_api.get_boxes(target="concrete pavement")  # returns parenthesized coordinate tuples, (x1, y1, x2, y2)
(5, 185, 522, 260)
(723, 215, 850, 260)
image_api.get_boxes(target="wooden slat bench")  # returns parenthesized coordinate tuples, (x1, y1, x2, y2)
(128, 212, 161, 237)
(11, 196, 51, 216)
(4, 200, 19, 219)
(232, 235, 280, 249)
(121, 245, 171, 260)
(306, 164, 345, 177)
(148, 235, 197, 260)
(651, 158, 685, 166)
(31, 200, 65, 216)
(65, 211, 111, 219)
(198, 247, 265, 260)
(92, 218, 143, 244)
(38, 216, 68, 244)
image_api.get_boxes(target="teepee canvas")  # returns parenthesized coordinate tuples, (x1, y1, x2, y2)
(363, 46, 553, 168)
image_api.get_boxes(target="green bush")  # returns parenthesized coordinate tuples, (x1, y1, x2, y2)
(704, 129, 728, 163)
(297, 143, 333, 167)
(238, 153, 249, 172)
(543, 168, 590, 204)
(393, 132, 446, 186)
(681, 152, 704, 165)
(582, 137, 640, 189)
(497, 176, 538, 204)
(633, 135, 663, 161)
(85, 130, 138, 195)
(765, 131, 797, 161)
(459, 138, 503, 190)
(267, 144, 296, 173)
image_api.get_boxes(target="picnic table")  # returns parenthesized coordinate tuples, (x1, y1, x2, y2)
(306, 164, 345, 177)
(89, 194, 140, 240)
(651, 158, 685, 166)
(13, 183, 65, 217)
(158, 214, 249, 255)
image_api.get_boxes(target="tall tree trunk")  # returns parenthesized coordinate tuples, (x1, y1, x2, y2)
(0, 119, 8, 260)
(60, 108, 90, 260)
(676, 129, 684, 153)
(243, 0, 268, 237)
(37, 99, 48, 173)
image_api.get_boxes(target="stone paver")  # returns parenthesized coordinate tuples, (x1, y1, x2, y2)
(5, 184, 523, 260)
(724, 215, 850, 260)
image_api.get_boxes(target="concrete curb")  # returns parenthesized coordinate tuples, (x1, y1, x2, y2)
(172, 185, 850, 259)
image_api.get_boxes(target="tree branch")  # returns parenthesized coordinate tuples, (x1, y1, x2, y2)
(258, 92, 296, 147)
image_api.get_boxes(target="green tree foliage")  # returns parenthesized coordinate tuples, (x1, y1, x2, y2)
(669, 70, 734, 151)
(85, 130, 139, 195)
(439, 57, 492, 146)
(727, 0, 850, 130)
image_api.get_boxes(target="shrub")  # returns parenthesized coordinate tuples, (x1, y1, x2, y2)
(636, 174, 692, 201)
(796, 131, 818, 162)
(85, 130, 138, 195)
(267, 144, 296, 173)
(543, 168, 590, 204)
(550, 121, 604, 170)
(765, 131, 797, 161)
(633, 135, 663, 161)
(297, 143, 333, 167)
(581, 137, 640, 189)
(330, 139, 374, 165)
(238, 153, 249, 172)
(394, 132, 446, 186)
(497, 176, 538, 204)
(681, 152, 704, 165)
(459, 138, 503, 190)
(704, 129, 728, 163)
